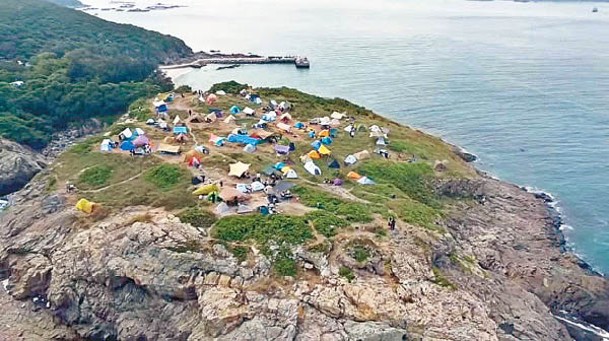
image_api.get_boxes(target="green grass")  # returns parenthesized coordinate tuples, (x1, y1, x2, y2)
(128, 98, 154, 121)
(144, 164, 184, 190)
(339, 266, 355, 282)
(432, 267, 456, 289)
(351, 245, 370, 263)
(78, 165, 113, 188)
(387, 198, 442, 231)
(212, 215, 313, 246)
(273, 247, 298, 277)
(229, 245, 249, 262)
(304, 211, 349, 238)
(178, 208, 217, 228)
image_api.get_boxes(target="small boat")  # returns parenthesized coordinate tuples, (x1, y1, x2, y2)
(592, 7, 598, 13)
(295, 57, 310, 69)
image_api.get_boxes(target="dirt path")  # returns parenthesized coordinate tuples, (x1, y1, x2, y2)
(80, 172, 144, 194)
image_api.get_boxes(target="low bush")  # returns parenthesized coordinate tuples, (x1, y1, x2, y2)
(339, 266, 355, 282)
(179, 208, 217, 228)
(212, 215, 313, 246)
(229, 245, 249, 262)
(273, 247, 297, 277)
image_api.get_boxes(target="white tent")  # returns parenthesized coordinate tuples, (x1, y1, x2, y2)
(319, 117, 331, 125)
(304, 161, 321, 176)
(100, 139, 113, 152)
(229, 162, 250, 177)
(243, 144, 256, 153)
(135, 127, 145, 136)
(251, 181, 265, 192)
(376, 137, 386, 145)
(344, 125, 354, 132)
(243, 107, 255, 116)
(153, 100, 166, 108)
(205, 113, 217, 122)
(236, 184, 251, 193)
(357, 176, 376, 185)
(173, 115, 181, 125)
(279, 113, 292, 121)
(215, 90, 227, 96)
(146, 118, 156, 125)
(120, 128, 133, 139)
(223, 116, 236, 124)
(262, 111, 277, 122)
(369, 125, 381, 132)
(330, 119, 341, 127)
(285, 169, 298, 179)
(331, 112, 346, 120)
(353, 150, 371, 160)
(344, 154, 357, 165)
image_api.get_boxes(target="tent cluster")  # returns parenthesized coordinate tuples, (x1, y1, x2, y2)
(101, 127, 152, 155)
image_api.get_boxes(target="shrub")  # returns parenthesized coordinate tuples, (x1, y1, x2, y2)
(79, 165, 112, 188)
(229, 245, 248, 262)
(212, 215, 313, 246)
(351, 245, 370, 263)
(175, 85, 192, 94)
(273, 249, 297, 277)
(179, 208, 217, 228)
(339, 266, 355, 282)
(144, 164, 183, 190)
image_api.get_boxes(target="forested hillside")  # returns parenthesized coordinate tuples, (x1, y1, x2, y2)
(0, 0, 193, 148)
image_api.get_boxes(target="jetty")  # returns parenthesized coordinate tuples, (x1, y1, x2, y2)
(161, 53, 308, 70)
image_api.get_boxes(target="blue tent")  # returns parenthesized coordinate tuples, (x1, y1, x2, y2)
(157, 104, 168, 113)
(274, 162, 286, 170)
(330, 128, 338, 138)
(289, 142, 296, 151)
(120, 140, 135, 151)
(328, 159, 340, 169)
(321, 137, 333, 145)
(227, 134, 261, 146)
(230, 106, 241, 114)
(294, 122, 305, 129)
(173, 126, 188, 135)
(311, 140, 322, 150)
(308, 131, 316, 138)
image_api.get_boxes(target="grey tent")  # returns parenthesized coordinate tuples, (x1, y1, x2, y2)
(237, 204, 254, 214)
(273, 181, 296, 194)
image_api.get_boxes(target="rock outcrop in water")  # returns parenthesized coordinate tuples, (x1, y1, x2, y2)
(0, 138, 46, 196)
(1, 174, 608, 340)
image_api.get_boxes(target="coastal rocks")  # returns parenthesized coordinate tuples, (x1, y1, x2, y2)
(452, 146, 478, 163)
(0, 138, 46, 196)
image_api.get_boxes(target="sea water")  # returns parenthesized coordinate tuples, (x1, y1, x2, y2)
(83, 0, 609, 274)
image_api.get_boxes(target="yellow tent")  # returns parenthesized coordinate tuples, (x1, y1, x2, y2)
(75, 198, 94, 214)
(353, 150, 371, 160)
(193, 184, 219, 196)
(318, 130, 330, 137)
(229, 162, 250, 177)
(317, 145, 331, 155)
(281, 166, 292, 174)
(307, 150, 322, 159)
(347, 171, 362, 180)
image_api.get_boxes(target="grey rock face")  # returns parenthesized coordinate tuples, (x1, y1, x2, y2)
(0, 139, 46, 196)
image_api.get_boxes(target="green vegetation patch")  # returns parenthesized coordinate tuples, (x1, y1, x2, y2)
(339, 266, 355, 282)
(78, 165, 113, 188)
(304, 211, 349, 238)
(178, 208, 217, 228)
(144, 164, 184, 190)
(210, 81, 248, 95)
(229, 245, 249, 262)
(387, 199, 442, 231)
(432, 267, 456, 289)
(212, 215, 313, 246)
(273, 246, 298, 277)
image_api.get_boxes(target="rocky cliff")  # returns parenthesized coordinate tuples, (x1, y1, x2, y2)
(0, 138, 46, 196)
(1, 173, 607, 340)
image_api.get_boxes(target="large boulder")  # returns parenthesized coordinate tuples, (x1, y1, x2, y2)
(0, 139, 46, 196)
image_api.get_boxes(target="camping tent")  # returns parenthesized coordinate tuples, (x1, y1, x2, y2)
(285, 169, 298, 179)
(279, 113, 292, 122)
(206, 94, 218, 105)
(318, 130, 330, 138)
(321, 137, 333, 145)
(274, 144, 290, 155)
(230, 105, 241, 114)
(319, 117, 331, 126)
(273, 181, 295, 193)
(353, 150, 371, 160)
(344, 154, 358, 165)
(347, 171, 362, 180)
(317, 145, 331, 156)
(236, 184, 251, 193)
(274, 162, 286, 170)
(173, 115, 181, 125)
(228, 134, 261, 146)
(120, 140, 135, 151)
(357, 177, 376, 185)
(304, 161, 321, 176)
(243, 107, 255, 116)
(289, 142, 296, 151)
(262, 112, 277, 122)
(120, 128, 133, 140)
(189, 114, 205, 124)
(154, 100, 168, 113)
(328, 159, 340, 169)
(205, 113, 218, 122)
(229, 162, 250, 177)
(133, 135, 150, 147)
(173, 126, 188, 135)
(134, 128, 145, 136)
(175, 134, 189, 143)
(376, 137, 386, 145)
(307, 150, 322, 159)
(100, 139, 113, 152)
(157, 143, 180, 155)
(183, 150, 204, 162)
(243, 144, 256, 153)
(294, 122, 305, 129)
(75, 198, 94, 214)
(215, 202, 230, 215)
(333, 178, 344, 186)
(370, 131, 386, 138)
(311, 140, 322, 150)
(231, 127, 247, 136)
(193, 184, 219, 196)
(187, 156, 201, 167)
(277, 122, 292, 133)
(251, 181, 265, 192)
(223, 115, 236, 124)
(216, 90, 226, 96)
(331, 112, 346, 120)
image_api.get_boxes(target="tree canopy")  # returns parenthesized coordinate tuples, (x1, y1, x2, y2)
(0, 0, 193, 148)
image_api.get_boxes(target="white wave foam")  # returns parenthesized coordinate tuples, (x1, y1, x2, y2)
(554, 314, 609, 340)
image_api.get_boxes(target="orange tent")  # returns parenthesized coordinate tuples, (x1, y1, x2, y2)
(347, 171, 362, 180)
(307, 150, 322, 159)
(318, 130, 330, 137)
(183, 150, 204, 162)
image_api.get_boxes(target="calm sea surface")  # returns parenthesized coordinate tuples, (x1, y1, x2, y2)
(84, 0, 609, 274)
